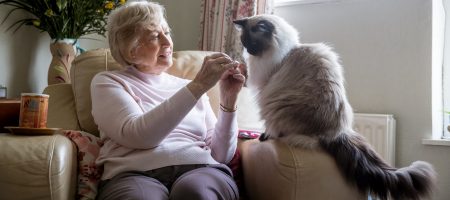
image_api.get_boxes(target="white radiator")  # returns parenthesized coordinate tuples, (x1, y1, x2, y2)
(353, 113, 396, 166)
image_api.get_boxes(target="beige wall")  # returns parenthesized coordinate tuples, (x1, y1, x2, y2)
(153, 0, 202, 51)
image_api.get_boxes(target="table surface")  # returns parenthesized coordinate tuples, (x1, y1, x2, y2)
(0, 99, 20, 103)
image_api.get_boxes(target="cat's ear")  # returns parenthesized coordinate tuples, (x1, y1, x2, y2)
(233, 19, 247, 28)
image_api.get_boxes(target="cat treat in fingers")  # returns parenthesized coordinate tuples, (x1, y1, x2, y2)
(234, 14, 437, 200)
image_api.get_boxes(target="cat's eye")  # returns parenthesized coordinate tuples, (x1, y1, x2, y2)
(252, 22, 271, 33)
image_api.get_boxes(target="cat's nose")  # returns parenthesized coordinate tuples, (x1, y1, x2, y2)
(233, 19, 247, 26)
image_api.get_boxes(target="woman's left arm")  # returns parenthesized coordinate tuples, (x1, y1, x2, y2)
(207, 63, 246, 163)
(206, 103, 238, 163)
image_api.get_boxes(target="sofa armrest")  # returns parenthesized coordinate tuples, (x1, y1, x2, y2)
(0, 133, 77, 200)
(239, 139, 365, 200)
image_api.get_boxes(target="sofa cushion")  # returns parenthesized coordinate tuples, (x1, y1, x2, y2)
(64, 130, 103, 200)
(44, 83, 80, 130)
(71, 49, 122, 136)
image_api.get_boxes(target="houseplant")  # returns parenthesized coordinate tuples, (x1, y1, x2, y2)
(0, 0, 125, 84)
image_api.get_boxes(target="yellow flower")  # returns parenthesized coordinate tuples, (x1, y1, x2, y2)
(105, 1, 114, 10)
(32, 20, 40, 27)
(119, 0, 126, 5)
(44, 9, 54, 17)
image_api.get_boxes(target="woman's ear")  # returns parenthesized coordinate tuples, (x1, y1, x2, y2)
(130, 48, 136, 59)
(127, 47, 138, 64)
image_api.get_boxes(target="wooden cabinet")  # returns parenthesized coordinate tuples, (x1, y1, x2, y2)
(0, 99, 21, 132)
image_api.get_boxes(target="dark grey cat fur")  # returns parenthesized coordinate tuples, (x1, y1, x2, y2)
(234, 14, 437, 200)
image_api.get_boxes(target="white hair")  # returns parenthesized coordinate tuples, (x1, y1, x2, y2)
(107, 0, 169, 66)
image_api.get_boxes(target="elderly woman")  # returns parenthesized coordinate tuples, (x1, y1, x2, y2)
(91, 1, 245, 200)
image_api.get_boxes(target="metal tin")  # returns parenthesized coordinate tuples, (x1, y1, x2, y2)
(19, 93, 49, 128)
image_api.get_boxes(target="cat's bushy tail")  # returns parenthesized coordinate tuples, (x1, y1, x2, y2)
(319, 132, 436, 200)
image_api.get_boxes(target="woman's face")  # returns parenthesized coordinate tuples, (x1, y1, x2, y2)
(132, 25, 173, 74)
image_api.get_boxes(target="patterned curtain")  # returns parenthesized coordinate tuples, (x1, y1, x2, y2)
(199, 0, 274, 62)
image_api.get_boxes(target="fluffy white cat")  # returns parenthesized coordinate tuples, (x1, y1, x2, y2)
(234, 14, 436, 200)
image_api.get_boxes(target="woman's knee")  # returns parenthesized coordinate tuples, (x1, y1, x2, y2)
(170, 167, 238, 200)
(97, 175, 169, 200)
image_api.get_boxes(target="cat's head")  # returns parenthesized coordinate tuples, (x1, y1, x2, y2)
(233, 14, 299, 57)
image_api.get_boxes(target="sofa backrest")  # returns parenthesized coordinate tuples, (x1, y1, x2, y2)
(44, 83, 80, 131)
(70, 49, 122, 136)
(67, 48, 264, 136)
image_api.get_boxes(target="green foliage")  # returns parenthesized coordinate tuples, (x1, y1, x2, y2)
(0, 0, 125, 39)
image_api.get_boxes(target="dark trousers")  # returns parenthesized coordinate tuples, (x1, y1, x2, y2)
(96, 164, 239, 200)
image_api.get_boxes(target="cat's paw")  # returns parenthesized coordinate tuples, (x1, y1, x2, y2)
(259, 132, 269, 142)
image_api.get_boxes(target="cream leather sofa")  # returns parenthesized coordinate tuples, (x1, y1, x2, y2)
(0, 49, 365, 200)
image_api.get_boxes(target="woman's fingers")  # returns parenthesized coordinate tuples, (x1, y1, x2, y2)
(208, 52, 228, 59)
(237, 63, 247, 77)
(232, 74, 246, 82)
(221, 61, 239, 70)
(205, 53, 231, 65)
(219, 61, 240, 79)
(205, 53, 235, 67)
(230, 65, 246, 82)
(198, 52, 246, 87)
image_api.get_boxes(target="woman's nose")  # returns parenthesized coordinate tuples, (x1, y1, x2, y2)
(160, 33, 172, 47)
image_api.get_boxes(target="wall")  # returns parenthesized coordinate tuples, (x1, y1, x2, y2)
(0, 0, 201, 98)
(275, 0, 449, 199)
(153, 0, 202, 51)
(0, 6, 108, 98)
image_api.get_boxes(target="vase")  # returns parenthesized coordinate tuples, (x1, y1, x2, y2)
(47, 38, 81, 85)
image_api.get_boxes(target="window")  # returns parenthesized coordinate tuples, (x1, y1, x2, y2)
(442, 0, 450, 139)
(433, 0, 450, 140)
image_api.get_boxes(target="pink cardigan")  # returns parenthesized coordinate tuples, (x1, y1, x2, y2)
(91, 66, 238, 180)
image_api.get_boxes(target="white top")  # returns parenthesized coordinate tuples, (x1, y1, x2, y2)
(91, 66, 238, 180)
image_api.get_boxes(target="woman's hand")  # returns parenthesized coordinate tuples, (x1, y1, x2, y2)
(219, 63, 246, 110)
(187, 53, 237, 99)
